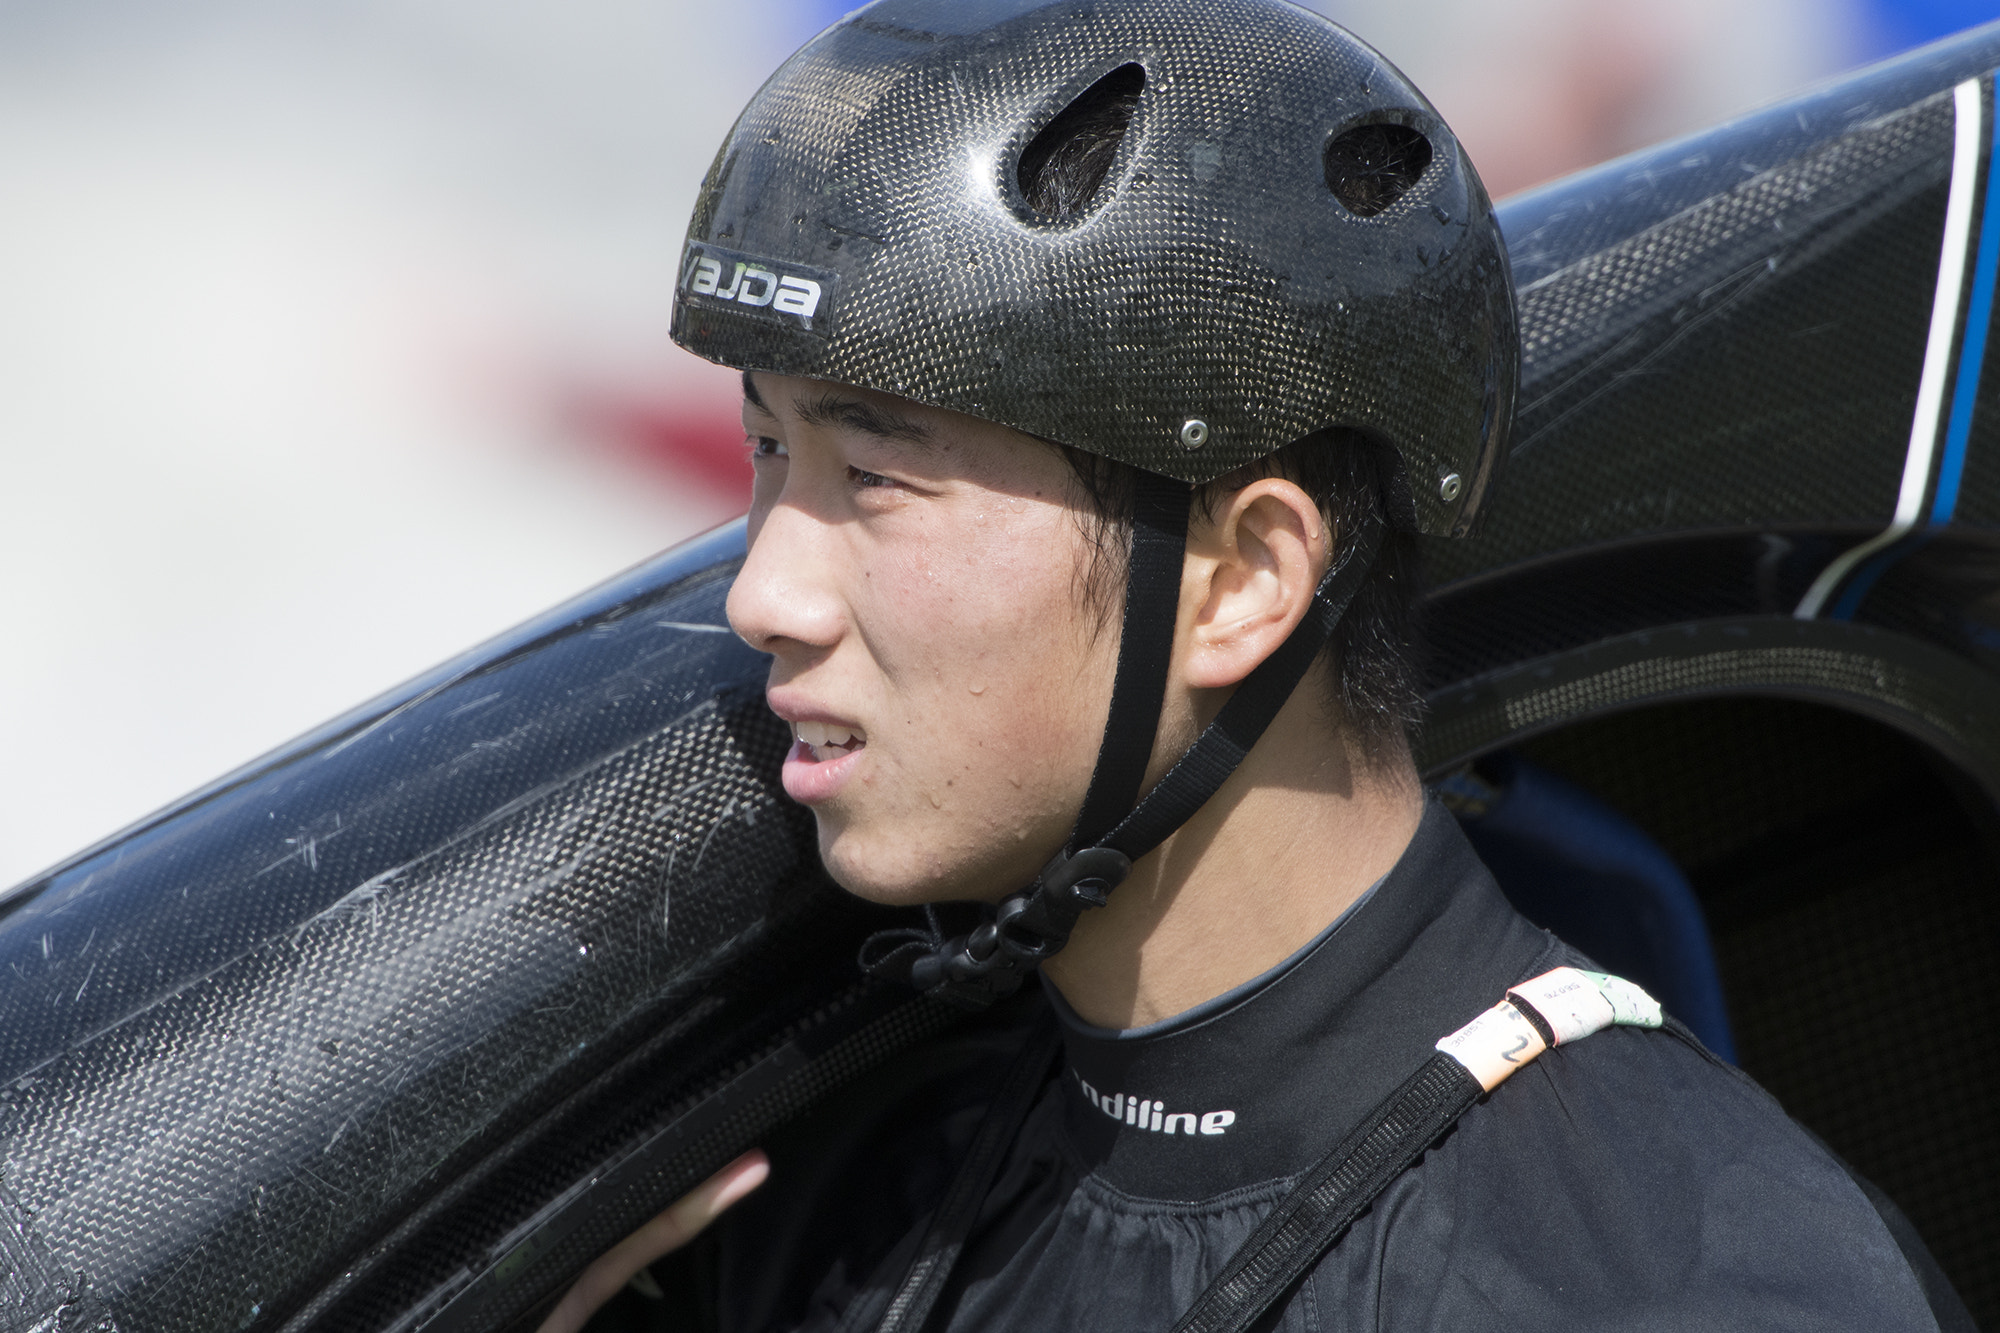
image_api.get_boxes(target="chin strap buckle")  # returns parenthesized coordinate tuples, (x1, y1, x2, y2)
(876, 846, 1132, 1007)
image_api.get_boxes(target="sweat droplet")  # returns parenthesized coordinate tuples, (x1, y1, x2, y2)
(969, 684, 987, 695)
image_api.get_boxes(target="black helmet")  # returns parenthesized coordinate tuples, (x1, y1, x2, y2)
(672, 0, 1514, 534)
(673, 0, 1518, 1002)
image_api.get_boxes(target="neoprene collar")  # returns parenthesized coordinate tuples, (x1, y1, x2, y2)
(1044, 800, 1558, 1200)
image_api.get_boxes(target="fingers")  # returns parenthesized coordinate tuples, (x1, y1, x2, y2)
(536, 1149, 770, 1333)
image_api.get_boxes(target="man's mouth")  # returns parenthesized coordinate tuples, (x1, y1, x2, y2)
(795, 720, 866, 764)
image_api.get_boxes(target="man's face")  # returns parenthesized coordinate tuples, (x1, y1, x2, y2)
(726, 373, 1119, 905)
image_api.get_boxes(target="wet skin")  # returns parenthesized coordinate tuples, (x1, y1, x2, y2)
(727, 372, 1120, 906)
(729, 372, 1422, 1028)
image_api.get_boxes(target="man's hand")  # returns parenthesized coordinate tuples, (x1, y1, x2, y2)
(536, 1149, 770, 1333)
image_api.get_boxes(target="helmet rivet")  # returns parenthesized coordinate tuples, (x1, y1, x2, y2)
(1179, 418, 1210, 449)
(1438, 471, 1464, 503)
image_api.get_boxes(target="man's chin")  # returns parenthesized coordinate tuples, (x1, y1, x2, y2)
(819, 852, 976, 907)
(815, 830, 1019, 908)
(833, 878, 949, 907)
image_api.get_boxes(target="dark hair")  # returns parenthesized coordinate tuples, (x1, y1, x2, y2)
(1018, 63, 1146, 218)
(1019, 63, 1427, 759)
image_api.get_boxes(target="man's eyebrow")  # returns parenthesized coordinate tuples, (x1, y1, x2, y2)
(741, 370, 770, 414)
(792, 390, 937, 449)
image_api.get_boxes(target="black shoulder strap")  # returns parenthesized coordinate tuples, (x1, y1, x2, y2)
(1172, 967, 1668, 1332)
(1177, 1010, 1981, 1333)
(1168, 1052, 1481, 1333)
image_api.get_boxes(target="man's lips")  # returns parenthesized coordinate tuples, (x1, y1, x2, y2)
(782, 740, 862, 803)
(774, 711, 868, 804)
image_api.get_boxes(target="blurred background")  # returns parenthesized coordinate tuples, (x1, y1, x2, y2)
(2, 0, 1995, 889)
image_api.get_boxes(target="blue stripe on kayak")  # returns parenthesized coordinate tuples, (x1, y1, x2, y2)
(1930, 86, 2000, 525)
(1832, 75, 1999, 621)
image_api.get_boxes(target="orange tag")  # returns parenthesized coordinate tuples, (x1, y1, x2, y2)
(1435, 1001, 1549, 1092)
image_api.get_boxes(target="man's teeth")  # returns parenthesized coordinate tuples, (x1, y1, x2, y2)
(796, 721, 861, 759)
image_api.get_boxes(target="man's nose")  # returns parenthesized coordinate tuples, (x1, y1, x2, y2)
(726, 502, 843, 658)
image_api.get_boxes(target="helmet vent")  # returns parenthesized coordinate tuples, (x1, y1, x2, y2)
(1018, 63, 1145, 221)
(1324, 123, 1433, 217)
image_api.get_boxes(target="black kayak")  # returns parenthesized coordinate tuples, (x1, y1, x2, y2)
(6, 21, 2000, 1333)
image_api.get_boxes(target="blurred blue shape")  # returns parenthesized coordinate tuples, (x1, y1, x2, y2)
(1863, 0, 2000, 55)
(1447, 753, 1739, 1063)
(788, 1, 863, 45)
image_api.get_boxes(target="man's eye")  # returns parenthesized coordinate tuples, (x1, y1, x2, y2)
(847, 466, 895, 489)
(748, 436, 786, 459)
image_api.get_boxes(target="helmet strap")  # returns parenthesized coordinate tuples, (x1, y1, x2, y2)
(866, 480, 1385, 1008)
(1094, 507, 1385, 864)
(1068, 472, 1194, 849)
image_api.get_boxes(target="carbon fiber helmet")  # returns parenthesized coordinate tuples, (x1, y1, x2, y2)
(670, 0, 1515, 535)
(674, 0, 1518, 1003)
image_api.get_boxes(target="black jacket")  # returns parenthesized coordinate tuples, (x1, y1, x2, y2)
(639, 802, 1944, 1331)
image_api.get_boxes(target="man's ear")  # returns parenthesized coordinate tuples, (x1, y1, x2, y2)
(1179, 478, 1330, 692)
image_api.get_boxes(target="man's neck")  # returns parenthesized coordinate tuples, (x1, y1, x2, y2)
(1040, 688, 1424, 1029)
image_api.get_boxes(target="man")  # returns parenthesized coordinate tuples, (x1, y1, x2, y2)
(549, 1, 1961, 1328)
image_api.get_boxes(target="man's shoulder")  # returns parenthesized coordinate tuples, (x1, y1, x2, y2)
(1329, 843, 1943, 1324)
(1485, 941, 1875, 1227)
(1362, 1021, 1942, 1328)
(1485, 1020, 1845, 1193)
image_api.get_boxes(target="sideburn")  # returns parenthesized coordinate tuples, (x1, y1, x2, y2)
(1053, 443, 1137, 641)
